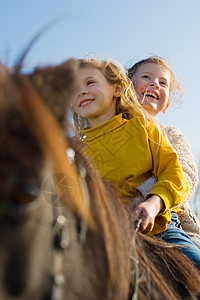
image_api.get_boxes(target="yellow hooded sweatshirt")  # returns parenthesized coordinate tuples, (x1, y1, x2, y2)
(82, 113, 189, 235)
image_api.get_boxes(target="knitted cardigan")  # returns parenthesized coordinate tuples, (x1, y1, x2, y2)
(136, 124, 200, 235)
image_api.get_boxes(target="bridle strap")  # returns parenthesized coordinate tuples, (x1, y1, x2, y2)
(50, 146, 91, 300)
(51, 205, 69, 300)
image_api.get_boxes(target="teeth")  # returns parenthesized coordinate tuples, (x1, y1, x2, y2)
(144, 92, 158, 99)
(80, 100, 94, 106)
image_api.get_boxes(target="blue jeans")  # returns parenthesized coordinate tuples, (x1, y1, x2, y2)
(156, 212, 200, 269)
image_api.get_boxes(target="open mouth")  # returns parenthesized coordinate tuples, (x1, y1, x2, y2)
(79, 99, 95, 107)
(144, 91, 158, 100)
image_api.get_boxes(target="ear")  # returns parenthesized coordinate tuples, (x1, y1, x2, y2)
(162, 101, 170, 114)
(26, 59, 78, 128)
(113, 83, 122, 98)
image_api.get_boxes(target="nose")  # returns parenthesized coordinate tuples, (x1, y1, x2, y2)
(79, 85, 88, 96)
(150, 79, 159, 89)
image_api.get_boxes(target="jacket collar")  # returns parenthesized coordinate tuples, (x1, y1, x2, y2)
(82, 113, 127, 142)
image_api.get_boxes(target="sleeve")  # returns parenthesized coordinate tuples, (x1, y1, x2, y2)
(161, 124, 198, 200)
(135, 176, 157, 198)
(146, 122, 189, 213)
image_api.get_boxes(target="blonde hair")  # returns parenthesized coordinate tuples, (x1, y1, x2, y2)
(127, 55, 184, 107)
(73, 58, 156, 134)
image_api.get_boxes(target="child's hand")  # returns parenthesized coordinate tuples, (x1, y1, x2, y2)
(133, 195, 164, 232)
(126, 191, 145, 212)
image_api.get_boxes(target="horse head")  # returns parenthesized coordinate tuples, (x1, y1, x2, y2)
(0, 60, 132, 300)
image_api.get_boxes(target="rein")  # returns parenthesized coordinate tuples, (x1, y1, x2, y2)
(130, 217, 142, 300)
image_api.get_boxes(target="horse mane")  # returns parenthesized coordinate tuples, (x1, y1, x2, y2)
(134, 233, 200, 299)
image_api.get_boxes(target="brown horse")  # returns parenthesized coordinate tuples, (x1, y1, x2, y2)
(0, 59, 199, 300)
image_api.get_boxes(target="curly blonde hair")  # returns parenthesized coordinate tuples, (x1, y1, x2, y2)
(73, 58, 156, 134)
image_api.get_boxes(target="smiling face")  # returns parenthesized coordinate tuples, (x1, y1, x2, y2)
(133, 63, 171, 116)
(73, 66, 120, 127)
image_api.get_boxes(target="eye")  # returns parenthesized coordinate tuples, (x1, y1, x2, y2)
(87, 80, 95, 85)
(160, 80, 168, 87)
(142, 75, 150, 79)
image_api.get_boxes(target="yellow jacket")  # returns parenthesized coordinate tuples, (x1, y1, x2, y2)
(82, 113, 189, 235)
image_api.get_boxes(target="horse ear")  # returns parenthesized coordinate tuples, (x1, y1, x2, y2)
(26, 59, 78, 128)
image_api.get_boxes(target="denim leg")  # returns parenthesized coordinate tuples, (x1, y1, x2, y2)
(157, 212, 200, 269)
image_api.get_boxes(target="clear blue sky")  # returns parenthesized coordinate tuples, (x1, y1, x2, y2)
(1, 0, 200, 165)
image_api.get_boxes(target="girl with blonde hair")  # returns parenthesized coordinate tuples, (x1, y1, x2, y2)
(128, 55, 200, 249)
